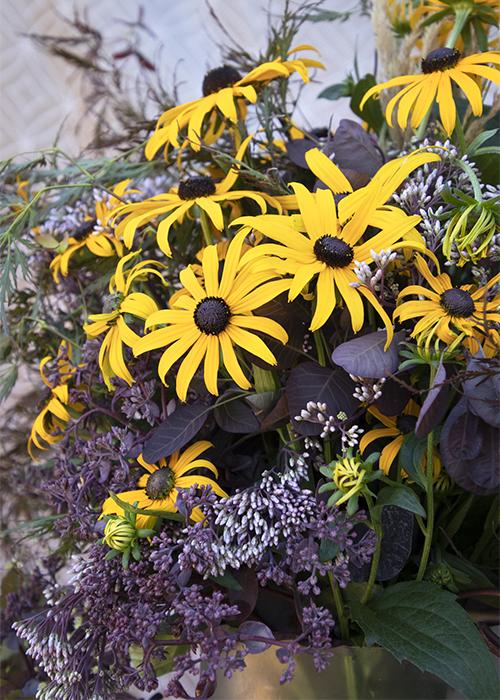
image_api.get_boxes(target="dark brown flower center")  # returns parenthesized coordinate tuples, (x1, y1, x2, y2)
(145, 467, 175, 500)
(73, 219, 97, 241)
(440, 288, 475, 318)
(178, 177, 216, 201)
(194, 296, 231, 335)
(314, 236, 354, 268)
(202, 65, 241, 96)
(421, 48, 461, 74)
(396, 415, 417, 434)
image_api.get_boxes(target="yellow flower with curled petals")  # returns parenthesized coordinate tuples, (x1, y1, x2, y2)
(84, 251, 166, 390)
(360, 49, 500, 136)
(112, 136, 295, 257)
(145, 46, 324, 155)
(133, 229, 289, 401)
(28, 341, 80, 458)
(50, 180, 136, 283)
(234, 149, 440, 346)
(360, 401, 420, 474)
(101, 441, 226, 528)
(394, 255, 500, 351)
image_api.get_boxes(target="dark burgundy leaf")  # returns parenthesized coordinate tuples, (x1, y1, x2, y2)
(463, 357, 500, 428)
(377, 506, 415, 581)
(330, 119, 384, 177)
(227, 568, 259, 623)
(440, 399, 499, 494)
(142, 402, 209, 462)
(286, 362, 357, 435)
(415, 360, 449, 438)
(246, 295, 308, 370)
(214, 392, 260, 434)
(332, 330, 404, 379)
(350, 506, 414, 582)
(260, 391, 290, 432)
(285, 138, 317, 168)
(375, 376, 412, 416)
(239, 620, 275, 653)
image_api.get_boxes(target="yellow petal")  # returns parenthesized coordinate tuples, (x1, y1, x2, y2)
(176, 335, 208, 401)
(304, 148, 352, 194)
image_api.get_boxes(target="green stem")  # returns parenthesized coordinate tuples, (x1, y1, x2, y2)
(313, 330, 327, 367)
(445, 9, 471, 49)
(361, 493, 382, 605)
(453, 114, 466, 154)
(416, 431, 435, 581)
(445, 492, 474, 540)
(328, 571, 349, 641)
(344, 653, 358, 700)
(199, 209, 214, 246)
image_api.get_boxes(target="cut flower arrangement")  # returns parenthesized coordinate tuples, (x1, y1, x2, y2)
(1, 2, 500, 699)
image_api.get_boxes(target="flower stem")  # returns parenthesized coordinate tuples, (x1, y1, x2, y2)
(199, 209, 214, 246)
(328, 570, 349, 641)
(445, 9, 471, 49)
(313, 330, 327, 367)
(361, 493, 382, 605)
(417, 431, 435, 581)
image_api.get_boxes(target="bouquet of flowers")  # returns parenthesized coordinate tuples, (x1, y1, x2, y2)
(1, 2, 499, 699)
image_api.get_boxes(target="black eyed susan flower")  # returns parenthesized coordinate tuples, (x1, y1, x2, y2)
(50, 180, 135, 283)
(133, 230, 289, 401)
(319, 452, 382, 515)
(359, 401, 420, 473)
(360, 49, 500, 135)
(28, 341, 80, 458)
(394, 254, 500, 351)
(84, 251, 166, 390)
(234, 150, 440, 345)
(145, 46, 324, 155)
(113, 136, 292, 257)
(101, 441, 227, 528)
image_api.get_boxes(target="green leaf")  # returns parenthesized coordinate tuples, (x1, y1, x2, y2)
(109, 492, 184, 521)
(398, 433, 427, 489)
(375, 485, 426, 518)
(350, 74, 384, 133)
(318, 83, 351, 100)
(210, 572, 242, 591)
(350, 581, 497, 699)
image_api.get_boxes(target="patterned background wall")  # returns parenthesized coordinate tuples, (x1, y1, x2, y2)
(0, 0, 374, 160)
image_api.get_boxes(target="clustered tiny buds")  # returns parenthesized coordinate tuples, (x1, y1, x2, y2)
(353, 248, 396, 291)
(350, 374, 386, 403)
(295, 404, 363, 449)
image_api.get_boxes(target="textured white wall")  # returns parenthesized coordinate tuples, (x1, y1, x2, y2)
(0, 0, 374, 158)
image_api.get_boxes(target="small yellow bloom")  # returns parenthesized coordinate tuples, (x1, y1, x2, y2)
(332, 456, 367, 506)
(28, 341, 80, 458)
(101, 441, 226, 528)
(103, 517, 137, 552)
(112, 136, 294, 256)
(83, 251, 166, 390)
(394, 255, 500, 351)
(133, 229, 289, 401)
(145, 46, 324, 155)
(360, 401, 420, 474)
(360, 49, 500, 135)
(50, 180, 136, 283)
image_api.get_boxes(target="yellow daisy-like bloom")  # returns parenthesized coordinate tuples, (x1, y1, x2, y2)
(360, 401, 420, 474)
(50, 180, 136, 283)
(28, 341, 79, 458)
(133, 230, 289, 401)
(332, 456, 368, 506)
(145, 46, 323, 155)
(394, 255, 500, 350)
(360, 49, 500, 135)
(113, 136, 293, 257)
(101, 441, 227, 528)
(235, 149, 440, 345)
(83, 251, 166, 390)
